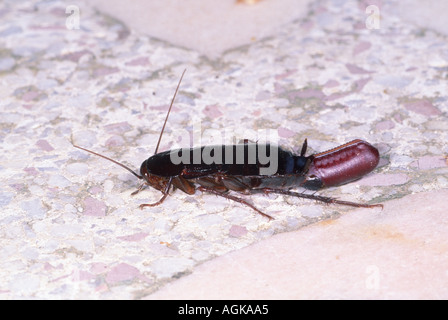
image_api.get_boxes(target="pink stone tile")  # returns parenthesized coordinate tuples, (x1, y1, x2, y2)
(277, 127, 295, 138)
(403, 99, 441, 116)
(104, 122, 132, 134)
(105, 263, 140, 285)
(36, 139, 54, 151)
(345, 63, 373, 75)
(202, 104, 223, 118)
(274, 82, 286, 95)
(88, 186, 102, 195)
(105, 135, 125, 147)
(353, 41, 372, 56)
(146, 190, 448, 299)
(255, 90, 271, 101)
(23, 167, 39, 176)
(324, 79, 339, 88)
(93, 67, 119, 78)
(375, 120, 395, 131)
(229, 225, 247, 238)
(288, 89, 325, 100)
(117, 232, 149, 242)
(353, 77, 371, 92)
(62, 50, 91, 63)
(357, 173, 409, 186)
(22, 91, 40, 101)
(418, 155, 447, 170)
(125, 56, 150, 66)
(83, 197, 107, 216)
(275, 69, 297, 80)
(90, 263, 108, 275)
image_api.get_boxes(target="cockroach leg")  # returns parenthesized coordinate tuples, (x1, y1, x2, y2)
(300, 138, 308, 156)
(197, 186, 274, 220)
(139, 177, 173, 209)
(139, 192, 169, 209)
(131, 183, 147, 196)
(261, 188, 383, 209)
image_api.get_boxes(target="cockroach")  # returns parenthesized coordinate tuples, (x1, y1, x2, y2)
(73, 70, 382, 220)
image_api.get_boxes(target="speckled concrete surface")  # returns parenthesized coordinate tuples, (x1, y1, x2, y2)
(0, 0, 447, 299)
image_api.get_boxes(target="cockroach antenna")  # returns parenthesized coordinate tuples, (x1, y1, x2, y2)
(154, 69, 186, 155)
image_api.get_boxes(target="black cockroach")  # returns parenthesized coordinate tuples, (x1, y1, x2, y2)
(73, 70, 382, 220)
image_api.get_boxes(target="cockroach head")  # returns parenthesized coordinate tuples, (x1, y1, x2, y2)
(139, 159, 149, 181)
(139, 159, 167, 192)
